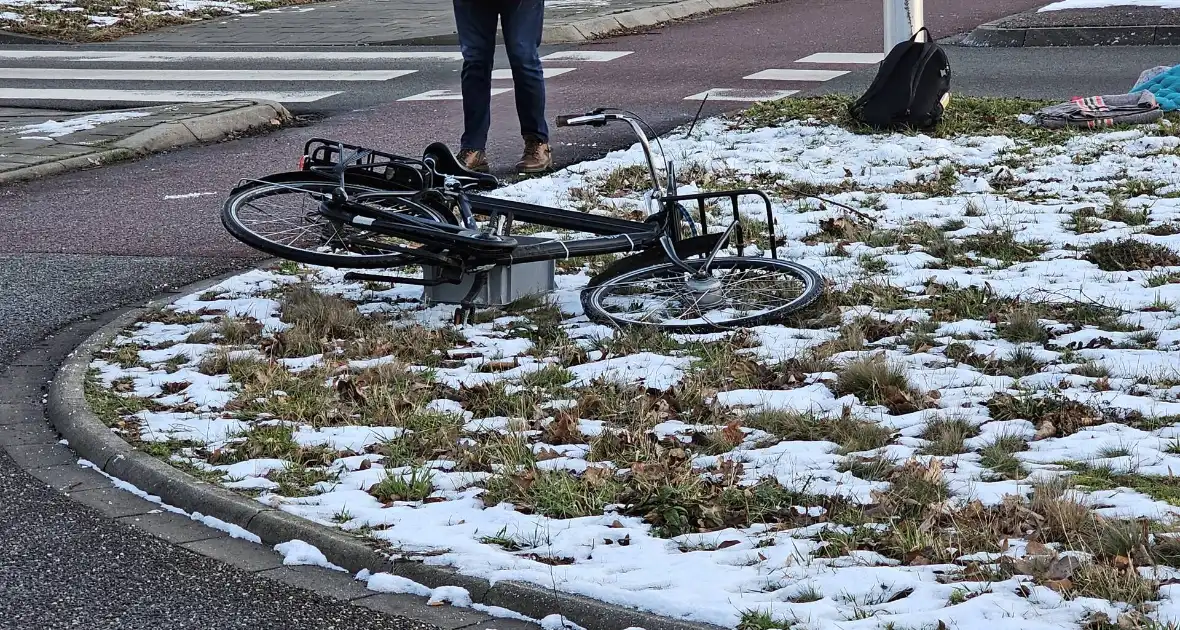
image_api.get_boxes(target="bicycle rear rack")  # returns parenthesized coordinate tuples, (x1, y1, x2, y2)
(300, 138, 429, 192)
(664, 189, 779, 259)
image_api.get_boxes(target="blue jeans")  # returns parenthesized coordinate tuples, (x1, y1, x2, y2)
(453, 0, 548, 151)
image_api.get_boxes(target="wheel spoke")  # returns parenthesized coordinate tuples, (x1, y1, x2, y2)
(589, 257, 818, 330)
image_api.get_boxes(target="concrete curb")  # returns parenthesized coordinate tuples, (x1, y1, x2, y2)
(961, 17, 1180, 47)
(545, 0, 772, 42)
(46, 273, 728, 630)
(0, 29, 64, 44)
(0, 100, 291, 187)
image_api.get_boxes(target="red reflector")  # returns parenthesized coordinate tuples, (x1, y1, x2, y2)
(297, 155, 306, 170)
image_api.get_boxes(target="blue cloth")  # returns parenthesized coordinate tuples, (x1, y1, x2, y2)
(1131, 65, 1180, 112)
(453, 0, 548, 150)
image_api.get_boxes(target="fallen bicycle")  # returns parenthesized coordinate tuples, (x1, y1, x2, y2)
(220, 108, 823, 333)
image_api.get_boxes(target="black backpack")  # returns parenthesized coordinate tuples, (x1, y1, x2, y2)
(849, 27, 951, 131)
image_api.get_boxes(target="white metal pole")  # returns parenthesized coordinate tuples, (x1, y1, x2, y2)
(884, 0, 925, 53)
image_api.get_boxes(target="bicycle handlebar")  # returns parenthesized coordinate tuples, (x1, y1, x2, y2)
(555, 109, 663, 195)
(556, 113, 607, 127)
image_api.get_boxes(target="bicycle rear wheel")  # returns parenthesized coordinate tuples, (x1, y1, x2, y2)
(222, 180, 453, 269)
(581, 256, 822, 333)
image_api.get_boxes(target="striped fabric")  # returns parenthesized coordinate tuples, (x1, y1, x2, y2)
(1033, 91, 1161, 130)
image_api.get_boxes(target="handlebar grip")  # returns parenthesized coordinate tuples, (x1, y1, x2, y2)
(556, 114, 576, 127)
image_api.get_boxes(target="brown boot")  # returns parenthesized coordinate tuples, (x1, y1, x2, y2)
(516, 136, 552, 174)
(456, 148, 489, 173)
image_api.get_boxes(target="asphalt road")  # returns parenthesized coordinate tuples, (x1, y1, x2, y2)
(0, 446, 438, 630)
(0, 0, 1114, 626)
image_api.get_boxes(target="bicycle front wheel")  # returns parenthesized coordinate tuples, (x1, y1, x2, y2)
(581, 256, 822, 333)
(222, 180, 453, 269)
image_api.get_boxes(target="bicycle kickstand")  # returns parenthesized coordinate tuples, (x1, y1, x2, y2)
(453, 271, 490, 326)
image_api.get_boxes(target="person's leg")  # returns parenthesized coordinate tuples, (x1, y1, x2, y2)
(453, 0, 498, 164)
(500, 0, 551, 172)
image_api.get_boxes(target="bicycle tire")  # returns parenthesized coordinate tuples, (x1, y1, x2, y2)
(581, 256, 823, 334)
(222, 179, 453, 269)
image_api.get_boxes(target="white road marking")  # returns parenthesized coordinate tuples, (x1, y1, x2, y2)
(491, 67, 575, 79)
(743, 69, 850, 81)
(0, 68, 417, 81)
(795, 52, 885, 64)
(0, 50, 465, 62)
(684, 88, 798, 102)
(398, 88, 512, 101)
(540, 51, 632, 62)
(0, 88, 342, 103)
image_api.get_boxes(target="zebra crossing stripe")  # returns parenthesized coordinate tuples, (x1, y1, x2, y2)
(0, 88, 342, 103)
(399, 88, 512, 102)
(684, 88, 798, 102)
(0, 68, 417, 81)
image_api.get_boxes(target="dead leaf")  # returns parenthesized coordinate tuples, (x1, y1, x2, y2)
(534, 447, 562, 461)
(886, 587, 914, 603)
(608, 520, 625, 529)
(1044, 578, 1072, 593)
(1113, 555, 1133, 571)
(618, 534, 631, 547)
(358, 459, 373, 471)
(1047, 555, 1083, 582)
(1033, 420, 1057, 441)
(721, 420, 744, 446)
(543, 410, 584, 445)
(582, 465, 613, 488)
(716, 540, 741, 550)
(1026, 541, 1051, 557)
(906, 553, 931, 566)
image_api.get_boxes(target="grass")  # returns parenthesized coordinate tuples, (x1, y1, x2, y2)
(996, 307, 1050, 344)
(737, 610, 797, 630)
(834, 354, 928, 415)
(482, 468, 625, 520)
(978, 433, 1028, 480)
(270, 462, 335, 497)
(1086, 238, 1180, 272)
(1063, 463, 1180, 507)
(84, 376, 161, 429)
(742, 410, 895, 454)
(733, 95, 1069, 142)
(986, 392, 1103, 438)
(1099, 195, 1149, 226)
(919, 416, 979, 456)
(1, 0, 321, 42)
(960, 228, 1049, 266)
(369, 467, 435, 502)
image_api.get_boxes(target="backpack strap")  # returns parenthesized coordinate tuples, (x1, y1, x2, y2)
(906, 43, 941, 110)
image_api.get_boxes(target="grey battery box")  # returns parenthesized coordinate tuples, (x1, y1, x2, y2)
(422, 237, 557, 307)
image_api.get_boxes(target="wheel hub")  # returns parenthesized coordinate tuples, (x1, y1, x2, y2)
(684, 274, 725, 310)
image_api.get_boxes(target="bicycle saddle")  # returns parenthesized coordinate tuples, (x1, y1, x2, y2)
(422, 143, 500, 191)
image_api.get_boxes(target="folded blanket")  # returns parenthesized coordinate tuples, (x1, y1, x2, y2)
(1132, 64, 1180, 111)
(1032, 91, 1162, 129)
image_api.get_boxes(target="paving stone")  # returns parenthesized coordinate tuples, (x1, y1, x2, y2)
(0, 421, 59, 446)
(67, 486, 160, 518)
(352, 593, 496, 630)
(5, 441, 77, 468)
(117, 510, 227, 545)
(258, 565, 372, 601)
(181, 536, 284, 572)
(25, 463, 111, 493)
(0, 403, 41, 426)
(0, 367, 50, 405)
